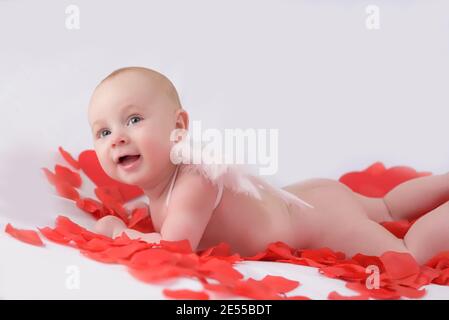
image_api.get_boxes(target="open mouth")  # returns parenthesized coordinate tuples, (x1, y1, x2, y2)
(118, 154, 141, 166)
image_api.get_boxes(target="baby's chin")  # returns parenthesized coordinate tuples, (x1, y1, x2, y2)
(115, 171, 146, 187)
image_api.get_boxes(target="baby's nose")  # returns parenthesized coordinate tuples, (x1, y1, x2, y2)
(111, 135, 128, 147)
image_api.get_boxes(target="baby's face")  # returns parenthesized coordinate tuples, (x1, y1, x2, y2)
(88, 71, 182, 188)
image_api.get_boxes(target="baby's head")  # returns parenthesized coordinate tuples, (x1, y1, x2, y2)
(88, 67, 189, 189)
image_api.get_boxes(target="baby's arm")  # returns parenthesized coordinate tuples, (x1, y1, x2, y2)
(160, 170, 218, 252)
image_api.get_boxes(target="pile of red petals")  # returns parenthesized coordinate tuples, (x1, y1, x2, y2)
(5, 148, 449, 300)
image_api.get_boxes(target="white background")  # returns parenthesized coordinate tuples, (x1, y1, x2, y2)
(1, 0, 449, 299)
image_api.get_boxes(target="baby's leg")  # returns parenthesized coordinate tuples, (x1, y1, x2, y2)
(383, 172, 449, 221)
(403, 200, 449, 264)
(345, 200, 449, 264)
(326, 219, 411, 258)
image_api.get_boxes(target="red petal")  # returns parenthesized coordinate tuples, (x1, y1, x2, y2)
(75, 197, 107, 219)
(160, 239, 193, 254)
(284, 295, 311, 300)
(328, 291, 370, 300)
(380, 220, 412, 239)
(300, 247, 346, 265)
(425, 251, 449, 270)
(124, 248, 178, 269)
(320, 264, 367, 281)
(59, 146, 80, 170)
(233, 278, 281, 300)
(346, 282, 400, 300)
(380, 251, 420, 280)
(129, 265, 199, 283)
(55, 164, 82, 188)
(432, 268, 449, 285)
(351, 253, 385, 272)
(54, 180, 80, 201)
(41, 167, 57, 186)
(94, 187, 129, 224)
(259, 275, 300, 293)
(38, 227, 71, 245)
(391, 284, 426, 299)
(198, 258, 243, 286)
(199, 242, 242, 264)
(78, 150, 143, 202)
(261, 241, 298, 261)
(55, 216, 86, 235)
(163, 289, 209, 300)
(5, 224, 44, 246)
(128, 207, 149, 228)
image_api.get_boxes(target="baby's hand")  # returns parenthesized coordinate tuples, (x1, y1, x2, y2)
(123, 200, 150, 218)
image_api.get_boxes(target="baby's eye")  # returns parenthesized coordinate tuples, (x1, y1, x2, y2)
(98, 129, 111, 138)
(128, 115, 142, 126)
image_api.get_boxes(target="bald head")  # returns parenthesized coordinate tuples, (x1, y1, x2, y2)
(96, 66, 182, 110)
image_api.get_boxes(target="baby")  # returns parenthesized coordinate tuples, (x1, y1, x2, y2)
(88, 67, 449, 264)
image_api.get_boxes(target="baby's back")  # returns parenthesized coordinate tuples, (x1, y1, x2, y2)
(197, 176, 306, 257)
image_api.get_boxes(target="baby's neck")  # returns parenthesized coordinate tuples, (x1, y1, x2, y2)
(141, 165, 178, 203)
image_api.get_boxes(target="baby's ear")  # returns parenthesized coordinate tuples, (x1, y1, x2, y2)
(175, 109, 189, 131)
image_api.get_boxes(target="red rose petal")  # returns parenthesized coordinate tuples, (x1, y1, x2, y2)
(160, 239, 193, 254)
(320, 264, 367, 281)
(233, 278, 282, 300)
(94, 187, 129, 224)
(78, 150, 143, 202)
(380, 220, 413, 239)
(128, 207, 149, 228)
(55, 164, 82, 188)
(38, 227, 71, 245)
(163, 289, 209, 300)
(259, 275, 300, 293)
(391, 284, 426, 299)
(123, 248, 178, 269)
(41, 167, 58, 186)
(346, 282, 400, 300)
(5, 224, 44, 247)
(54, 180, 80, 201)
(198, 258, 243, 286)
(76, 197, 107, 220)
(199, 242, 242, 264)
(284, 295, 311, 300)
(328, 291, 370, 300)
(59, 146, 80, 170)
(425, 251, 449, 270)
(129, 265, 200, 283)
(380, 251, 420, 280)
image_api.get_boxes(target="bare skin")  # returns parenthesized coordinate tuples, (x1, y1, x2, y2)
(89, 67, 449, 265)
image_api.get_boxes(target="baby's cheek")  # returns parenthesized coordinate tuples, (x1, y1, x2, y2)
(96, 151, 119, 180)
(141, 137, 173, 171)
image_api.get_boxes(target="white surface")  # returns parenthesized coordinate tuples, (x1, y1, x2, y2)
(1, 0, 449, 299)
